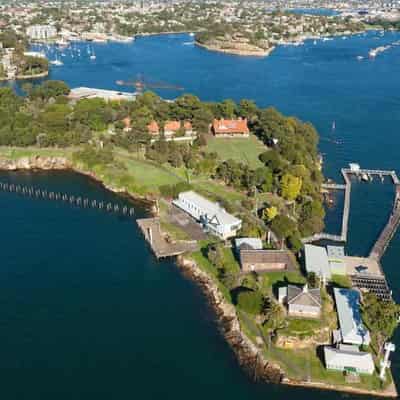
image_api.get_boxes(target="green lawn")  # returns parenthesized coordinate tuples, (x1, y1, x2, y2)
(260, 271, 306, 294)
(205, 134, 266, 169)
(110, 150, 183, 192)
(194, 179, 246, 203)
(265, 345, 383, 390)
(0, 146, 75, 159)
(330, 274, 352, 288)
(279, 318, 322, 338)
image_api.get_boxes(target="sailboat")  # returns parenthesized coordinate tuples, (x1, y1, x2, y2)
(332, 120, 336, 131)
(50, 54, 63, 66)
(90, 48, 96, 60)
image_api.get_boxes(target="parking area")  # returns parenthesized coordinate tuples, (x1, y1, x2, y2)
(167, 204, 207, 241)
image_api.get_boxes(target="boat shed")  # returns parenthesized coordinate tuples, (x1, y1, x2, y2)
(173, 191, 242, 240)
(333, 288, 371, 346)
(304, 244, 331, 280)
(324, 345, 374, 375)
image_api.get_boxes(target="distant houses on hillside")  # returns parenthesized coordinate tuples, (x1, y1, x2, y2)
(211, 118, 250, 138)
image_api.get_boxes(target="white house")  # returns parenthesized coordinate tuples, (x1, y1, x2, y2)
(334, 288, 371, 346)
(279, 284, 321, 318)
(324, 344, 374, 375)
(173, 191, 242, 240)
(26, 25, 57, 40)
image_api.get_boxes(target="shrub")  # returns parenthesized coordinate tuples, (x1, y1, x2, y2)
(236, 289, 263, 315)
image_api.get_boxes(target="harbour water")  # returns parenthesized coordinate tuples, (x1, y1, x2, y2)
(1, 30, 400, 398)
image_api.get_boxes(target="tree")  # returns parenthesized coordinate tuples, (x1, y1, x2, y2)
(362, 293, 399, 352)
(219, 99, 237, 118)
(236, 289, 263, 315)
(239, 99, 258, 120)
(271, 215, 296, 239)
(259, 150, 284, 173)
(280, 173, 302, 201)
(38, 80, 70, 99)
(263, 206, 278, 222)
(307, 272, 318, 288)
(262, 297, 285, 332)
(287, 234, 302, 253)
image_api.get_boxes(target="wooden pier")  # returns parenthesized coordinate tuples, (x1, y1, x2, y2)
(0, 181, 135, 217)
(369, 185, 400, 261)
(137, 217, 198, 259)
(303, 167, 400, 253)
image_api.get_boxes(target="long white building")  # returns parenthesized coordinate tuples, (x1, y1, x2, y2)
(173, 191, 242, 240)
(26, 25, 57, 40)
(334, 288, 371, 346)
(324, 344, 375, 375)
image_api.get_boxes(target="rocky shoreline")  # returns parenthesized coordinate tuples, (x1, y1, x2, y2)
(176, 255, 398, 398)
(0, 154, 397, 398)
(177, 255, 284, 383)
(0, 155, 156, 210)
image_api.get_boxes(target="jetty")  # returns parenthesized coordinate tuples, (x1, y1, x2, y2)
(303, 164, 400, 301)
(303, 166, 400, 252)
(0, 181, 135, 216)
(137, 217, 198, 259)
(369, 185, 400, 261)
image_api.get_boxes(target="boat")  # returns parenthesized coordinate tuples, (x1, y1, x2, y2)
(332, 120, 336, 131)
(369, 45, 390, 59)
(313, 40, 317, 45)
(50, 59, 63, 66)
(90, 49, 96, 60)
(189, 32, 195, 37)
(361, 173, 369, 182)
(56, 39, 69, 47)
(356, 55, 364, 61)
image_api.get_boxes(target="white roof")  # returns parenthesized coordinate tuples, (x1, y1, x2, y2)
(178, 191, 241, 227)
(235, 238, 263, 250)
(349, 163, 360, 171)
(329, 260, 346, 274)
(334, 288, 370, 345)
(69, 87, 135, 101)
(324, 346, 374, 373)
(304, 244, 331, 279)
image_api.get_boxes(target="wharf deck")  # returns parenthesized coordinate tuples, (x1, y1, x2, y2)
(137, 217, 198, 259)
(369, 187, 400, 260)
(303, 167, 400, 257)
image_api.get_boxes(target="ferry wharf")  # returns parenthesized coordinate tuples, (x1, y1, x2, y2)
(303, 164, 400, 301)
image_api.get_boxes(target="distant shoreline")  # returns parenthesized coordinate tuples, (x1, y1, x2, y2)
(195, 40, 274, 57)
(0, 70, 49, 82)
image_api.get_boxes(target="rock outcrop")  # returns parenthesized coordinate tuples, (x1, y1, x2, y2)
(0, 156, 71, 171)
(177, 256, 284, 383)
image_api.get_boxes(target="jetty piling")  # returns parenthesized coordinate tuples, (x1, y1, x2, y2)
(0, 180, 135, 218)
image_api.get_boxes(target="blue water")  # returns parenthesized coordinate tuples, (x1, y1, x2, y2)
(1, 30, 400, 397)
(287, 8, 340, 16)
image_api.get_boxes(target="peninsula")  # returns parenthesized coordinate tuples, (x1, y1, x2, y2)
(0, 80, 398, 397)
(1, 0, 398, 61)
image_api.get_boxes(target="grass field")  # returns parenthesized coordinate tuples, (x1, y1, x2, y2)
(205, 134, 266, 169)
(0, 146, 75, 159)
